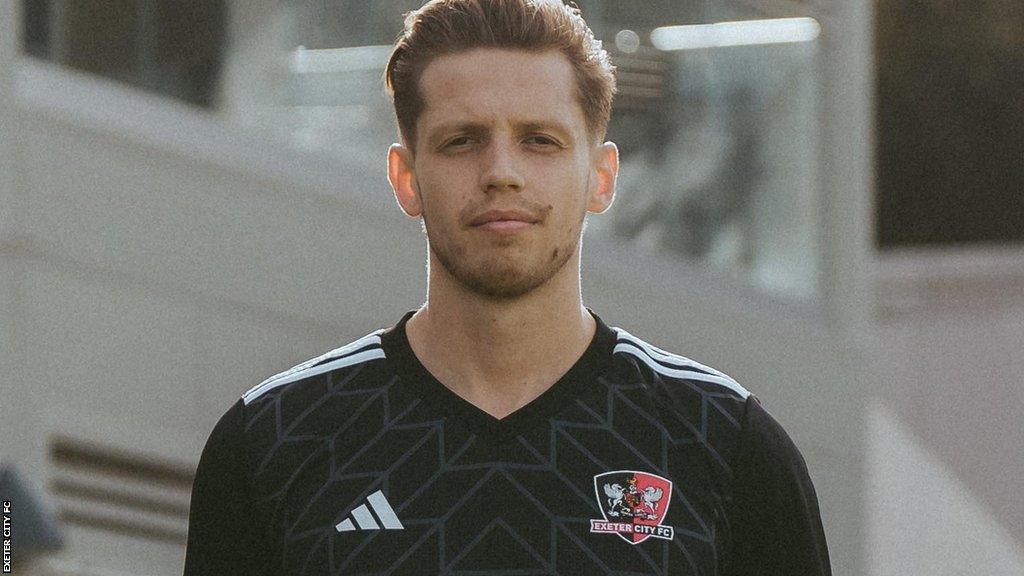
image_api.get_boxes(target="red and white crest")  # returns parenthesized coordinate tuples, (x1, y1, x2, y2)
(589, 470, 674, 545)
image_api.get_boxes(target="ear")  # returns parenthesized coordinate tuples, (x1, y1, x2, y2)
(387, 143, 422, 217)
(586, 141, 619, 214)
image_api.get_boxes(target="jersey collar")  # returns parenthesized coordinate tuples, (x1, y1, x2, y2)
(380, 307, 618, 443)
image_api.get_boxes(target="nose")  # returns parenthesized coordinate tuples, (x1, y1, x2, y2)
(479, 138, 525, 193)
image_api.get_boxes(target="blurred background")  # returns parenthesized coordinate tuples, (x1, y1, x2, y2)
(0, 0, 1021, 574)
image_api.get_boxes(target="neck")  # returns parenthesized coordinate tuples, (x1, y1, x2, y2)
(405, 247, 596, 419)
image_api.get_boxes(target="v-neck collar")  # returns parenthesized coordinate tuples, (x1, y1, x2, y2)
(380, 307, 618, 443)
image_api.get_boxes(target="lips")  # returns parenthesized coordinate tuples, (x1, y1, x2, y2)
(469, 209, 541, 227)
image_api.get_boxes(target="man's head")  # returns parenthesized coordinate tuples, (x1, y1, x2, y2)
(385, 0, 619, 300)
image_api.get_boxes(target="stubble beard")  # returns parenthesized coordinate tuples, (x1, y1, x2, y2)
(423, 212, 584, 301)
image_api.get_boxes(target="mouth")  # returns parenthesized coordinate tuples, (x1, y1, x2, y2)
(469, 209, 541, 232)
(474, 220, 535, 232)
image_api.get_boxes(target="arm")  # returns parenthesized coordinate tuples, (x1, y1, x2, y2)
(722, 395, 833, 576)
(183, 399, 269, 575)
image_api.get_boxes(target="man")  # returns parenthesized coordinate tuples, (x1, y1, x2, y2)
(184, 1, 832, 574)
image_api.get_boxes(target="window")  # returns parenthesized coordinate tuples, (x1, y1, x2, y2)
(588, 2, 824, 301)
(875, 0, 1024, 248)
(21, 0, 227, 108)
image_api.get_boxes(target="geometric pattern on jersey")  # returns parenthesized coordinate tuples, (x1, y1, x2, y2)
(240, 309, 751, 575)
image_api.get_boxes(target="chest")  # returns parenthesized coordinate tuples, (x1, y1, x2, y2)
(251, 409, 733, 575)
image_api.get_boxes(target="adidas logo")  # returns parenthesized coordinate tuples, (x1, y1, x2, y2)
(335, 490, 404, 532)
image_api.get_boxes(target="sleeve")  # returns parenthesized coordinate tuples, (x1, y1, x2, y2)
(183, 399, 270, 575)
(722, 394, 833, 576)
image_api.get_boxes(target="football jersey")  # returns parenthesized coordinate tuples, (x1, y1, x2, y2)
(184, 309, 831, 575)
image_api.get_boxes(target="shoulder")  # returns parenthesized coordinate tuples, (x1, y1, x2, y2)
(733, 394, 814, 479)
(604, 325, 754, 470)
(241, 327, 388, 406)
(608, 325, 751, 402)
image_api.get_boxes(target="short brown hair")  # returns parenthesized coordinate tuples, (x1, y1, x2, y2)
(384, 0, 616, 150)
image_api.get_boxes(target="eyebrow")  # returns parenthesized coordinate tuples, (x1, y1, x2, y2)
(425, 120, 574, 145)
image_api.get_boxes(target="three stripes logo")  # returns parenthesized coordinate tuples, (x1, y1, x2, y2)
(335, 490, 404, 532)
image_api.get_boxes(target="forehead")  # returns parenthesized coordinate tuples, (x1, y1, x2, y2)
(417, 48, 585, 142)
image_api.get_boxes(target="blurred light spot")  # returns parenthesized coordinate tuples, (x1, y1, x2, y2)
(615, 29, 641, 54)
(290, 45, 394, 74)
(650, 18, 821, 51)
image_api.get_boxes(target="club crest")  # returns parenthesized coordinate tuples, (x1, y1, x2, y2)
(589, 470, 674, 545)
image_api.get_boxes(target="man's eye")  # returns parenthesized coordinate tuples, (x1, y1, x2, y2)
(446, 136, 474, 147)
(525, 135, 558, 146)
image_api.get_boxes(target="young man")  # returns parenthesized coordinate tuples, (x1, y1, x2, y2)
(184, 1, 832, 574)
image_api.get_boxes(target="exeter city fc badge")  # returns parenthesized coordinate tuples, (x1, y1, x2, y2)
(589, 470, 674, 545)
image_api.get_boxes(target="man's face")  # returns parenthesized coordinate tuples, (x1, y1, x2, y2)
(388, 48, 617, 299)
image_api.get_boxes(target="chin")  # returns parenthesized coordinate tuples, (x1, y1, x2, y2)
(459, 265, 547, 299)
(429, 233, 578, 300)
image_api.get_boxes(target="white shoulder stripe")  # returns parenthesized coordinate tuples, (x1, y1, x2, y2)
(614, 344, 750, 399)
(243, 348, 386, 405)
(242, 330, 385, 405)
(254, 331, 383, 391)
(611, 331, 750, 399)
(614, 328, 736, 381)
